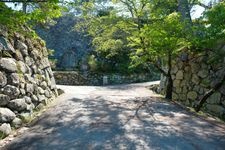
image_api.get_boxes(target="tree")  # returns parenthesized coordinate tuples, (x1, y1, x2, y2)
(131, 13, 188, 99)
(130, 0, 225, 100)
(76, 0, 187, 98)
(75, 0, 224, 101)
(119, 0, 189, 99)
(75, 1, 150, 74)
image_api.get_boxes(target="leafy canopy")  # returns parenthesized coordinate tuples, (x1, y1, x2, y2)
(0, 0, 63, 31)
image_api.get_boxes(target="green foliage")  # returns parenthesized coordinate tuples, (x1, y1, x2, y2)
(204, 2, 225, 63)
(150, 0, 178, 18)
(29, 2, 63, 26)
(206, 2, 225, 34)
(74, 0, 224, 99)
(76, 8, 139, 73)
(0, 1, 63, 32)
(74, 0, 224, 76)
(188, 1, 225, 64)
(49, 58, 57, 69)
(75, 0, 153, 74)
(190, 2, 225, 50)
(48, 49, 55, 56)
(117, 1, 224, 70)
(90, 17, 128, 59)
(131, 13, 188, 66)
(0, 3, 29, 29)
(87, 55, 98, 72)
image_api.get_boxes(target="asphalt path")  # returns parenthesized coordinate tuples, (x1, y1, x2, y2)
(3, 82, 225, 150)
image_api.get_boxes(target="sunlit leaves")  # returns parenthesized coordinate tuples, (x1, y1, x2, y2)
(131, 12, 187, 66)
(30, 2, 62, 25)
(0, 1, 63, 31)
(189, 1, 225, 51)
(0, 3, 29, 29)
(75, 0, 224, 73)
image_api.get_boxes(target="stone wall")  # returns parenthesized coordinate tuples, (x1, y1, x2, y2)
(0, 26, 58, 137)
(54, 71, 87, 85)
(36, 15, 92, 69)
(54, 71, 158, 86)
(169, 52, 225, 119)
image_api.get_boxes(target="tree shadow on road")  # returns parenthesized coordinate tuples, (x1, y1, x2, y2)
(3, 95, 225, 150)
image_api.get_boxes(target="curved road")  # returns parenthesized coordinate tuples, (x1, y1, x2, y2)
(3, 82, 225, 150)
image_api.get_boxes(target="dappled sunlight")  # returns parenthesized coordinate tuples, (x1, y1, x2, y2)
(1, 0, 225, 149)
(3, 84, 225, 150)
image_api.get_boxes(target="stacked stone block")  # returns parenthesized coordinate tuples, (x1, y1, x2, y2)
(171, 52, 225, 119)
(0, 26, 57, 137)
(54, 71, 157, 86)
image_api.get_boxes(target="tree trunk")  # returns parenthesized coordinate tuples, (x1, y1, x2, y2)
(22, 2, 27, 13)
(194, 73, 225, 112)
(165, 51, 173, 99)
(165, 74, 173, 99)
(177, 0, 192, 24)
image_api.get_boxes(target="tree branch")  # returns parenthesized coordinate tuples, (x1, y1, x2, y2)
(197, 2, 212, 9)
(194, 70, 225, 112)
(120, 0, 135, 18)
(153, 63, 168, 77)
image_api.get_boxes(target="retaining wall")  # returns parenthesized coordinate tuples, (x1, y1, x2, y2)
(0, 26, 58, 137)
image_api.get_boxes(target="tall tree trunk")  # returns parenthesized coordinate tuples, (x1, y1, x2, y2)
(194, 73, 225, 112)
(165, 51, 173, 99)
(165, 74, 173, 99)
(22, 2, 27, 13)
(177, 0, 192, 24)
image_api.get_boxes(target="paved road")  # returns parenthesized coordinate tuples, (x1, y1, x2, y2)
(3, 82, 225, 150)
